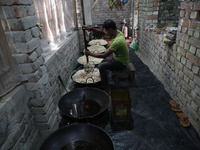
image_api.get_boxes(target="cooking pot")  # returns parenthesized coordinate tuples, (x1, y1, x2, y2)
(58, 87, 110, 119)
(71, 72, 101, 87)
(40, 123, 114, 150)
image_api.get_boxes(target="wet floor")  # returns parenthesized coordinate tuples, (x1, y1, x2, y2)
(59, 47, 200, 150)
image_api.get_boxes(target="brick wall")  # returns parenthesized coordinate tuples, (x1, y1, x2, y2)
(0, 85, 40, 150)
(158, 0, 181, 26)
(139, 0, 159, 28)
(90, 0, 134, 36)
(137, 0, 200, 136)
(0, 0, 80, 149)
(0, 1, 42, 149)
(142, 0, 180, 29)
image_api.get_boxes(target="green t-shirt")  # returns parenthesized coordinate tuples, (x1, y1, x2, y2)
(109, 30, 129, 66)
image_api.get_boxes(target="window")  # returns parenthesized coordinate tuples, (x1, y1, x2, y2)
(33, 0, 76, 51)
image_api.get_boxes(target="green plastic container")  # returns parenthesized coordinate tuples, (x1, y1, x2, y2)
(133, 40, 137, 52)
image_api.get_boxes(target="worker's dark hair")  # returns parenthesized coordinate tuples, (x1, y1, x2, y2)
(102, 19, 117, 30)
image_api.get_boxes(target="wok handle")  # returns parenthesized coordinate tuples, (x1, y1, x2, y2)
(86, 77, 95, 84)
(58, 76, 68, 93)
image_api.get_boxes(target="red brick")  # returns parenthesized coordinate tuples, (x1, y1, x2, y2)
(179, 71, 184, 79)
(13, 0, 20, 5)
(194, 3, 200, 10)
(13, 6, 29, 18)
(181, 27, 188, 34)
(181, 2, 193, 11)
(182, 20, 190, 27)
(152, 7, 158, 11)
(180, 10, 185, 18)
(148, 15, 158, 20)
(185, 12, 190, 18)
(153, 0, 159, 3)
(189, 37, 200, 48)
(154, 3, 159, 7)
(186, 53, 199, 66)
(178, 47, 186, 56)
(190, 21, 196, 29)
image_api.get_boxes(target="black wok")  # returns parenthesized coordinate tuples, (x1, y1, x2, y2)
(58, 87, 110, 119)
(40, 123, 114, 150)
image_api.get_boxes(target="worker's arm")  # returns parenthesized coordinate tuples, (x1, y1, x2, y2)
(83, 26, 106, 35)
(84, 48, 112, 58)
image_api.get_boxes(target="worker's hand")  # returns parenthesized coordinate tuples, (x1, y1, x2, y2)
(83, 49, 91, 56)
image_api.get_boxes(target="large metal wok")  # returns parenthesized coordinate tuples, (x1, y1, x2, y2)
(40, 123, 114, 150)
(58, 87, 110, 119)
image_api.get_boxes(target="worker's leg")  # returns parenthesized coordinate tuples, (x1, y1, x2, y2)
(98, 59, 125, 88)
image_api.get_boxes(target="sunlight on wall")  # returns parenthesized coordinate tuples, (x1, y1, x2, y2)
(43, 1, 53, 42)
(33, 0, 75, 52)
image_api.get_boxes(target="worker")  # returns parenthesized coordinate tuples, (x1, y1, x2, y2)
(83, 19, 129, 89)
